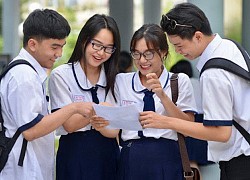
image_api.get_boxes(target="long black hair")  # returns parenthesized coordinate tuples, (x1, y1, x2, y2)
(68, 14, 121, 101)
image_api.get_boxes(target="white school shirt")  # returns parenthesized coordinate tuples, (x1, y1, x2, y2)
(113, 68, 197, 141)
(49, 62, 107, 135)
(0, 48, 54, 180)
(190, 78, 203, 114)
(197, 34, 250, 162)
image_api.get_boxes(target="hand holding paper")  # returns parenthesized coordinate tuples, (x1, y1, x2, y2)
(93, 104, 143, 131)
(90, 115, 109, 131)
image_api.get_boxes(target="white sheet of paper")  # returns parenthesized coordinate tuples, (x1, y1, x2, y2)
(93, 104, 143, 131)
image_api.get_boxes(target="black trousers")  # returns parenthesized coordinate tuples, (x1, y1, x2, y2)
(219, 154, 250, 180)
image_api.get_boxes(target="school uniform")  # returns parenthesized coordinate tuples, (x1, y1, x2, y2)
(0, 48, 54, 180)
(113, 68, 197, 180)
(49, 62, 119, 180)
(197, 34, 250, 178)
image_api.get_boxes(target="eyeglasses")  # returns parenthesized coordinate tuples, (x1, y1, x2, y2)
(162, 15, 193, 30)
(90, 40, 116, 54)
(130, 50, 156, 61)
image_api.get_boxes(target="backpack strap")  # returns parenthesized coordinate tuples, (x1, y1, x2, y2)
(170, 73, 195, 180)
(229, 39, 250, 71)
(0, 60, 36, 80)
(0, 59, 36, 167)
(0, 59, 36, 132)
(200, 57, 250, 81)
(200, 39, 250, 81)
(233, 120, 250, 145)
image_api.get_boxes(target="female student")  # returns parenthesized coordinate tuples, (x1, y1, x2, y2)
(48, 14, 120, 180)
(92, 24, 197, 180)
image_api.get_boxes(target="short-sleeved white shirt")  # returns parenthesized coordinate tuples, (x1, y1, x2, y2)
(49, 62, 107, 135)
(112, 68, 197, 141)
(0, 48, 54, 180)
(197, 34, 250, 162)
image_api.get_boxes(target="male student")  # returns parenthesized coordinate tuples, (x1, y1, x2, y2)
(140, 3, 250, 180)
(0, 9, 93, 180)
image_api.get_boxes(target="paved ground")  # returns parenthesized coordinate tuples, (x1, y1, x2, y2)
(200, 163, 220, 180)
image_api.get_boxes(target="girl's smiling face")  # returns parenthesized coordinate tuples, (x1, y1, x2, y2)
(133, 38, 165, 81)
(84, 28, 114, 69)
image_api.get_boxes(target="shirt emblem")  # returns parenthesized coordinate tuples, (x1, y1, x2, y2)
(73, 95, 85, 102)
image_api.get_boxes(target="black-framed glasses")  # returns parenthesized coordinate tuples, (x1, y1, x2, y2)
(162, 15, 193, 30)
(130, 50, 156, 61)
(90, 40, 116, 54)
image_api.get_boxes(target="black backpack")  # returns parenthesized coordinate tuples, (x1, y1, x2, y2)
(200, 39, 250, 145)
(0, 60, 36, 172)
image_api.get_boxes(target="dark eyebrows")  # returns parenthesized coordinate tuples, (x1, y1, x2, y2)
(51, 41, 66, 48)
(92, 39, 114, 47)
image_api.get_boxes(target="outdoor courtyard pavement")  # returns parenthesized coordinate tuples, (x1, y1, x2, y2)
(200, 163, 220, 180)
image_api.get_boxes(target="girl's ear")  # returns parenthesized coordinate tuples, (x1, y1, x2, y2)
(160, 50, 168, 61)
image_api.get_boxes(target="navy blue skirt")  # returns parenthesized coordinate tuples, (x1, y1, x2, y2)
(56, 129, 120, 180)
(185, 114, 209, 165)
(118, 137, 184, 180)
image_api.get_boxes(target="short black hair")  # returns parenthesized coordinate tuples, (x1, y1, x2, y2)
(170, 60, 193, 78)
(23, 9, 71, 47)
(118, 51, 132, 73)
(161, 3, 212, 40)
